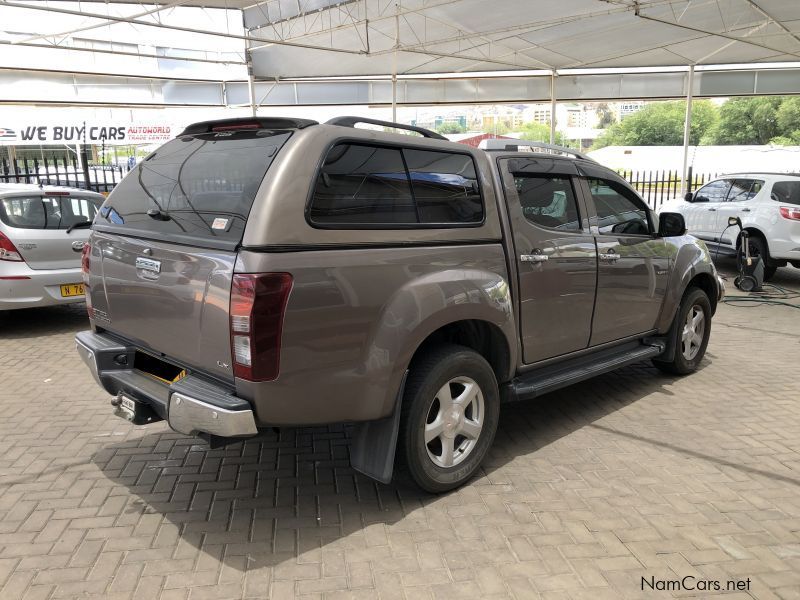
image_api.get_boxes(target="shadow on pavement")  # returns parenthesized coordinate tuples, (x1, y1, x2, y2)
(90, 360, 684, 572)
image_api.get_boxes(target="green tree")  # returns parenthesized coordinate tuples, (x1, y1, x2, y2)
(711, 97, 782, 144)
(517, 121, 566, 145)
(591, 100, 718, 149)
(435, 122, 467, 135)
(774, 97, 800, 144)
(595, 103, 616, 128)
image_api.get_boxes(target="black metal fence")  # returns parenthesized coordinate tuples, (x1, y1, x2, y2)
(0, 156, 129, 194)
(619, 166, 718, 208)
(0, 154, 722, 207)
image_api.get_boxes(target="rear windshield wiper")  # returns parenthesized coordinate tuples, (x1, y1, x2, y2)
(66, 221, 92, 234)
(147, 208, 172, 221)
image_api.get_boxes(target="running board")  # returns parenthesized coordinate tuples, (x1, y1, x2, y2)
(504, 341, 665, 402)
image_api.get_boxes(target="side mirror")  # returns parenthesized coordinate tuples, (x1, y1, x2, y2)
(684, 192, 694, 202)
(693, 195, 709, 203)
(658, 212, 686, 237)
(728, 216, 742, 228)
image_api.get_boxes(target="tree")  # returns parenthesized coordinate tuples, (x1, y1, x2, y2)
(710, 97, 782, 144)
(595, 103, 616, 128)
(516, 121, 566, 145)
(591, 100, 718, 149)
(435, 122, 466, 135)
(775, 97, 800, 143)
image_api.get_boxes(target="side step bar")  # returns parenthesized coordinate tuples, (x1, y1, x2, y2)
(504, 341, 665, 402)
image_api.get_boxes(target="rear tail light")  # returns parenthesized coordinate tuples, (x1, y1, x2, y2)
(779, 206, 800, 221)
(0, 231, 24, 262)
(81, 242, 92, 318)
(229, 273, 293, 382)
(80, 242, 91, 277)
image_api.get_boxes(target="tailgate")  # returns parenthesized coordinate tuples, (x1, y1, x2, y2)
(88, 231, 236, 383)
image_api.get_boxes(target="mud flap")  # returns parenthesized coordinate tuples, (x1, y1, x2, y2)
(349, 371, 407, 484)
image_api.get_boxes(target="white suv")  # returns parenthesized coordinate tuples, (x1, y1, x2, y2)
(660, 173, 800, 280)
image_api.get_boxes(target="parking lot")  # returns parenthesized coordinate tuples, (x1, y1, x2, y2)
(1, 263, 798, 600)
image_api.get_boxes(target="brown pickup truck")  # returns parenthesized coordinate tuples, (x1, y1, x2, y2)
(76, 116, 724, 492)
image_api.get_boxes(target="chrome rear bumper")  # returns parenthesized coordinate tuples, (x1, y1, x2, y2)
(75, 330, 258, 439)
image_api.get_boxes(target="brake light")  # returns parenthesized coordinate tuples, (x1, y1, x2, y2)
(0, 231, 23, 262)
(81, 242, 91, 277)
(779, 206, 800, 221)
(229, 273, 293, 381)
(212, 122, 261, 132)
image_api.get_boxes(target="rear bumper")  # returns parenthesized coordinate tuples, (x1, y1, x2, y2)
(0, 264, 85, 310)
(75, 330, 258, 438)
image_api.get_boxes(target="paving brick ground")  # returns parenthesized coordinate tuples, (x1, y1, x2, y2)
(1, 262, 799, 600)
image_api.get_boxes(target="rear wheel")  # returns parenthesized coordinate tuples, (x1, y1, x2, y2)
(652, 287, 711, 375)
(738, 235, 778, 281)
(397, 344, 499, 493)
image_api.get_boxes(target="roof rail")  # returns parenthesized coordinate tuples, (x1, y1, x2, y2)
(181, 117, 318, 135)
(479, 139, 594, 162)
(326, 116, 447, 140)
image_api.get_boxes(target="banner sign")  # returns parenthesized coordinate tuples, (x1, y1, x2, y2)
(0, 122, 177, 146)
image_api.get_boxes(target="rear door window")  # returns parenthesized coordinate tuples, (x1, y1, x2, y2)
(308, 142, 484, 227)
(513, 175, 581, 231)
(0, 195, 101, 229)
(95, 129, 293, 247)
(726, 179, 763, 202)
(771, 180, 800, 205)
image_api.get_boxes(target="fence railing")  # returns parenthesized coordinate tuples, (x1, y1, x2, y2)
(619, 167, 718, 208)
(0, 156, 725, 207)
(0, 157, 129, 194)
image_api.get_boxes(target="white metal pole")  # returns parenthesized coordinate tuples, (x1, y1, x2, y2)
(681, 65, 695, 197)
(392, 6, 399, 124)
(550, 70, 557, 144)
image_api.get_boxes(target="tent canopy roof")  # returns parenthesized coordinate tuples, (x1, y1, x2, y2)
(68, 0, 800, 78)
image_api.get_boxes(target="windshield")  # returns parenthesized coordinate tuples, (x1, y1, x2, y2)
(96, 129, 293, 248)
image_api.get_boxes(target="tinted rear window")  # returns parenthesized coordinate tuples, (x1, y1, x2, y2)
(96, 129, 292, 247)
(771, 181, 800, 205)
(0, 195, 101, 230)
(308, 142, 484, 227)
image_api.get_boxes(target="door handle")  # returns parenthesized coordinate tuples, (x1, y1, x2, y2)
(599, 252, 619, 262)
(707, 207, 716, 212)
(520, 253, 548, 263)
(741, 208, 751, 213)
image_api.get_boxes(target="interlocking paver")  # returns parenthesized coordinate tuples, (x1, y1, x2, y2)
(1, 265, 799, 599)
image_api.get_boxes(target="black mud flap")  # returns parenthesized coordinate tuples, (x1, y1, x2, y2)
(349, 371, 407, 484)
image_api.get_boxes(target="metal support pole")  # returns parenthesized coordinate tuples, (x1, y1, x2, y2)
(549, 70, 557, 144)
(392, 5, 399, 124)
(243, 12, 257, 117)
(681, 65, 695, 197)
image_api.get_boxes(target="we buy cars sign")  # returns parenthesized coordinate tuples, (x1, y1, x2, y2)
(0, 122, 176, 146)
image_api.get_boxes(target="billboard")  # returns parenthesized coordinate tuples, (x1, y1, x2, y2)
(0, 122, 177, 146)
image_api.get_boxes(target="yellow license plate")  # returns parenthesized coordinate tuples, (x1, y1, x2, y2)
(60, 283, 85, 297)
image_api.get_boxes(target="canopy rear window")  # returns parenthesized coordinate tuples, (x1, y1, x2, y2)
(96, 129, 293, 248)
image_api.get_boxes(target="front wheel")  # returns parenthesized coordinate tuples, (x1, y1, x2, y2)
(652, 287, 712, 375)
(397, 344, 499, 493)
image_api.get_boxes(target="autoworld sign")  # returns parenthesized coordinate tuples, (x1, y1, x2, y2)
(0, 123, 176, 145)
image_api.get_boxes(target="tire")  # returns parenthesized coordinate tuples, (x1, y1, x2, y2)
(739, 235, 778, 281)
(652, 287, 712, 375)
(397, 344, 499, 494)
